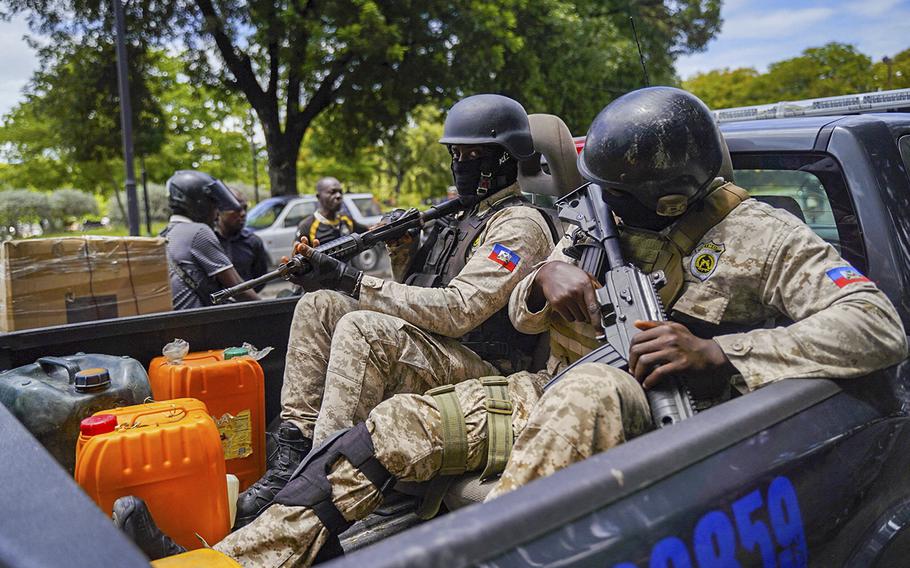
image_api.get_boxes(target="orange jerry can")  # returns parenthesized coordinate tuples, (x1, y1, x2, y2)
(148, 347, 266, 491)
(74, 398, 231, 550)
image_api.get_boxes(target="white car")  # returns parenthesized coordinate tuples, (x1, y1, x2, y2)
(246, 192, 385, 270)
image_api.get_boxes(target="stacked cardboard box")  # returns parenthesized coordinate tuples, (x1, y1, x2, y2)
(0, 236, 172, 332)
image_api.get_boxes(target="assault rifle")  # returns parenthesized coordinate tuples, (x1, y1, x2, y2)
(544, 183, 695, 428)
(210, 198, 467, 304)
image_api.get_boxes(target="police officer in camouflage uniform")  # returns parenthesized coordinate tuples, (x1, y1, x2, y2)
(114, 88, 906, 566)
(231, 94, 557, 526)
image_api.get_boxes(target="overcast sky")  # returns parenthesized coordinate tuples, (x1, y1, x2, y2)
(1, 0, 909, 118)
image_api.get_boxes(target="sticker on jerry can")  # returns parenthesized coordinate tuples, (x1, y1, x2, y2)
(216, 409, 254, 460)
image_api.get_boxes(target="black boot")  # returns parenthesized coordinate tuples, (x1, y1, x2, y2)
(112, 496, 187, 560)
(235, 421, 312, 529)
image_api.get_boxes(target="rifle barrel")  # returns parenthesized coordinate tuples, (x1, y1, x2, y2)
(210, 197, 467, 304)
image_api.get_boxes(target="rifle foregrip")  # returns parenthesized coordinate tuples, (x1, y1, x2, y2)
(647, 379, 695, 428)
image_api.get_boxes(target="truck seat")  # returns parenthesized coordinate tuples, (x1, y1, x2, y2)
(518, 113, 584, 203)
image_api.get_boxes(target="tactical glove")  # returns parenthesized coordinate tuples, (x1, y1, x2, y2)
(288, 249, 363, 298)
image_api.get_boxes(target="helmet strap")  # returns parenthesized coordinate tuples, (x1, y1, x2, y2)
(478, 171, 492, 196)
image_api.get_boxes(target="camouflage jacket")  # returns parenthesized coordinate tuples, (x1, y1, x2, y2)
(510, 195, 908, 392)
(359, 184, 555, 338)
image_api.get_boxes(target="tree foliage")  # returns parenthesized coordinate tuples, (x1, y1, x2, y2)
(0, 37, 167, 200)
(684, 43, 907, 110)
(2, 0, 722, 195)
(499, 0, 721, 134)
(0, 189, 50, 235)
(49, 188, 99, 227)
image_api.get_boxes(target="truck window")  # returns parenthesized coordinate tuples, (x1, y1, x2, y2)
(733, 153, 866, 274)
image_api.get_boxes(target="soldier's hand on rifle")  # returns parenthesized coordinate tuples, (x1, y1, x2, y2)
(283, 237, 364, 298)
(530, 261, 602, 325)
(628, 320, 737, 394)
(377, 209, 419, 248)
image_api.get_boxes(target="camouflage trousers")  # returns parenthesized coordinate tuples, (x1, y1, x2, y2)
(215, 363, 651, 567)
(281, 290, 497, 443)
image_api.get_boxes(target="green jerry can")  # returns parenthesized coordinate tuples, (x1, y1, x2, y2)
(0, 354, 152, 473)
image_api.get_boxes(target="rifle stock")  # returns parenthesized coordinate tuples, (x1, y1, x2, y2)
(544, 183, 694, 428)
(211, 198, 467, 304)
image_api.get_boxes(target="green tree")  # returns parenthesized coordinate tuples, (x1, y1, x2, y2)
(3, 0, 722, 196)
(373, 105, 451, 205)
(873, 48, 910, 90)
(684, 42, 895, 110)
(0, 190, 50, 236)
(683, 68, 767, 109)
(0, 37, 167, 221)
(760, 43, 875, 100)
(49, 189, 100, 228)
(0, 48, 261, 203)
(492, 0, 721, 134)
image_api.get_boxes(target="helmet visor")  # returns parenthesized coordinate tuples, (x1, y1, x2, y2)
(205, 179, 242, 211)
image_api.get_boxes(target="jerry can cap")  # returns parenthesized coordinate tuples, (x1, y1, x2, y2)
(74, 367, 111, 392)
(80, 414, 118, 436)
(223, 347, 249, 360)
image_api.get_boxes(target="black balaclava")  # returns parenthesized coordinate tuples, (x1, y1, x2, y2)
(600, 187, 679, 231)
(451, 148, 518, 206)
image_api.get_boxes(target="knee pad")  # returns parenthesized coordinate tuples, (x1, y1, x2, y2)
(274, 423, 396, 536)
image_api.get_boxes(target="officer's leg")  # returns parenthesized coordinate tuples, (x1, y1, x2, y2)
(312, 310, 497, 444)
(215, 373, 543, 567)
(280, 290, 359, 437)
(237, 290, 358, 527)
(486, 363, 652, 500)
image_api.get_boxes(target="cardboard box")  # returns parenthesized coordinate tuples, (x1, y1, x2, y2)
(0, 236, 172, 332)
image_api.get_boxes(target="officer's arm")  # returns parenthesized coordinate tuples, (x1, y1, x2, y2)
(357, 207, 554, 337)
(713, 223, 907, 390)
(193, 228, 261, 303)
(508, 235, 578, 334)
(251, 237, 270, 292)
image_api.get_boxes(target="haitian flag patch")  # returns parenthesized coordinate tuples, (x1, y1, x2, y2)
(826, 266, 870, 288)
(489, 243, 520, 272)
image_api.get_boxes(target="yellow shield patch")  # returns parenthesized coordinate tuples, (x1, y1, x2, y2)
(690, 241, 725, 281)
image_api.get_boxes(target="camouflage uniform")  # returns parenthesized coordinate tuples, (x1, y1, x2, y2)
(214, 194, 906, 566)
(281, 184, 554, 443)
(490, 193, 907, 497)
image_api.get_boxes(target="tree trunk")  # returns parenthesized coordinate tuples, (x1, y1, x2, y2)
(267, 145, 299, 196)
(110, 178, 128, 225)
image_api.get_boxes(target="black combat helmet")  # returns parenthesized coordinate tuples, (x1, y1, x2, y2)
(166, 170, 241, 223)
(439, 94, 535, 161)
(578, 87, 726, 217)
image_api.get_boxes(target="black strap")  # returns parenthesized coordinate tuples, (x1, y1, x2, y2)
(274, 424, 396, 536)
(161, 224, 212, 306)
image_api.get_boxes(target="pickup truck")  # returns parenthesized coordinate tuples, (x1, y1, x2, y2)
(2, 111, 910, 567)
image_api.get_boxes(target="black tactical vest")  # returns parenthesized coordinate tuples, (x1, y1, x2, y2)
(404, 195, 559, 373)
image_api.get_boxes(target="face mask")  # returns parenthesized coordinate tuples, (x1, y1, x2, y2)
(450, 148, 519, 205)
(601, 188, 678, 231)
(452, 158, 484, 204)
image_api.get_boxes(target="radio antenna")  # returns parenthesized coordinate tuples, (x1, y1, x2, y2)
(629, 17, 650, 87)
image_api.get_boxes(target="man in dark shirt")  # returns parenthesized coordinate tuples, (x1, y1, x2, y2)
(163, 170, 260, 309)
(295, 177, 367, 245)
(216, 188, 269, 292)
